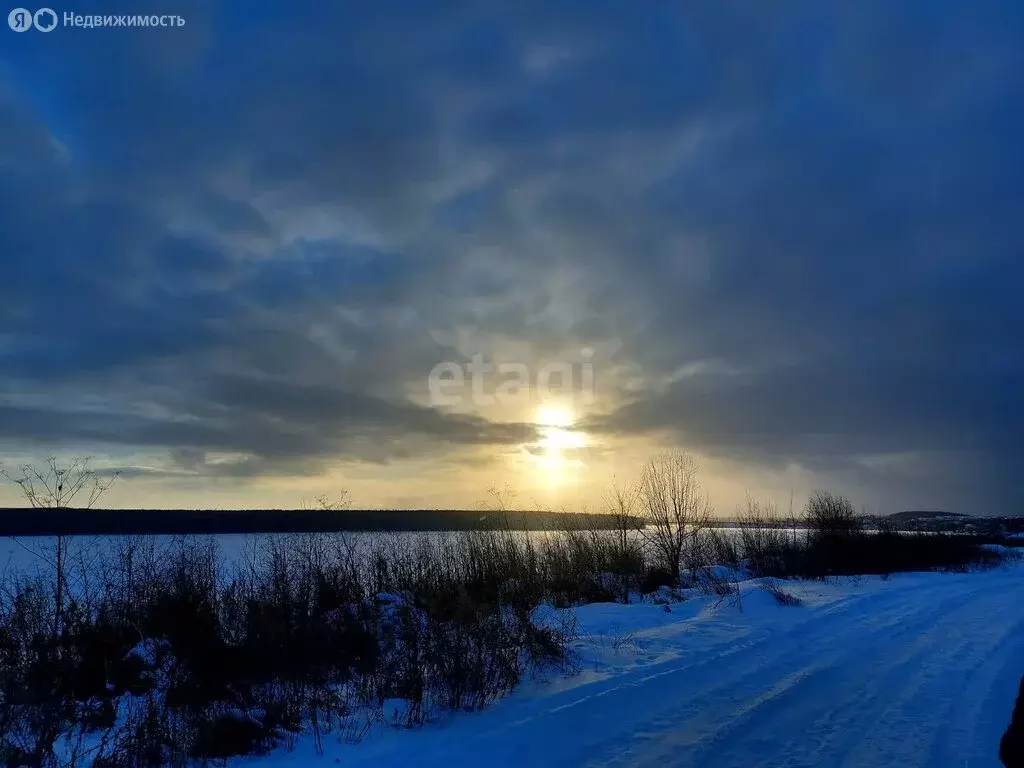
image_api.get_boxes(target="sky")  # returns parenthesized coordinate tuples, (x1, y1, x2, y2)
(1, 1, 1022, 515)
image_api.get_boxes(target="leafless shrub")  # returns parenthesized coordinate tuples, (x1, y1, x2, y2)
(698, 568, 743, 612)
(707, 528, 741, 570)
(603, 480, 643, 557)
(805, 490, 860, 541)
(300, 490, 352, 512)
(0, 517, 586, 765)
(762, 579, 803, 606)
(612, 630, 640, 655)
(737, 494, 797, 577)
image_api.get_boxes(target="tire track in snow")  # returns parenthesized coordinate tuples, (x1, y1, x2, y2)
(458, 576, 965, 766)
(622, 576, 990, 767)
(631, 574, 1023, 768)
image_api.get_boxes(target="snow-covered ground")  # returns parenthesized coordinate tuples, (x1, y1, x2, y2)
(248, 563, 1023, 768)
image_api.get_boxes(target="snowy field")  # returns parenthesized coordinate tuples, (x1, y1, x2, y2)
(245, 563, 1023, 768)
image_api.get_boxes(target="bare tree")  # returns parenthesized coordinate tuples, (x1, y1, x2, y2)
(637, 452, 714, 581)
(0, 456, 119, 637)
(602, 479, 642, 556)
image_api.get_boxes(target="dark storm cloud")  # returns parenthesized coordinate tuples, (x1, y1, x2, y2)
(0, 385, 536, 478)
(572, 2, 1024, 511)
(1, 1, 1023, 509)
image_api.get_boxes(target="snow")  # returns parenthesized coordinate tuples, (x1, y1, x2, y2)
(381, 699, 416, 728)
(125, 637, 169, 667)
(239, 564, 1024, 768)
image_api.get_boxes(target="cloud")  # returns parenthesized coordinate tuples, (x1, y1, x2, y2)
(1, 1, 1022, 510)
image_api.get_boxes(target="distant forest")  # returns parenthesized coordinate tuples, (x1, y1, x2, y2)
(0, 508, 647, 536)
(0, 507, 1018, 538)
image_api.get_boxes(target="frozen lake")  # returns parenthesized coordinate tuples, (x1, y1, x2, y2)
(0, 526, 812, 584)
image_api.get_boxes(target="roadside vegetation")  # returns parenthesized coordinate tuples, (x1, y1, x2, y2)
(0, 455, 1015, 766)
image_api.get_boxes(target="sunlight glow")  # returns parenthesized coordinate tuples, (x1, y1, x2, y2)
(532, 405, 587, 483)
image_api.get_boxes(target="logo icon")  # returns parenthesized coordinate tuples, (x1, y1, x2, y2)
(8, 7, 32, 30)
(33, 7, 55, 30)
(8, 7, 57, 31)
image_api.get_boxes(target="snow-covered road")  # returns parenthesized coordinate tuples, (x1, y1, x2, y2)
(261, 566, 1024, 767)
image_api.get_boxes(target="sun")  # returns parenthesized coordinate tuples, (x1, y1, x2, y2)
(536, 405, 575, 429)
(532, 405, 587, 481)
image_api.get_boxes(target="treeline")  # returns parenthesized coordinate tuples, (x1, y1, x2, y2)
(0, 509, 646, 537)
(862, 512, 1024, 537)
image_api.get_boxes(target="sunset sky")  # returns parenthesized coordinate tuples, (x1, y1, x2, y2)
(1, 2, 1022, 514)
